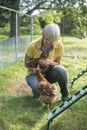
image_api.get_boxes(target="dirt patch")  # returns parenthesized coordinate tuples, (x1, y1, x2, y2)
(6, 78, 33, 97)
(0, 126, 4, 130)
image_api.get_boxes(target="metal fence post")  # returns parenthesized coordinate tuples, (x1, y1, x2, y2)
(30, 16, 33, 41)
(15, 12, 18, 62)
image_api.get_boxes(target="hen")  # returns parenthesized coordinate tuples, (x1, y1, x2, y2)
(27, 52, 51, 73)
(37, 64, 58, 111)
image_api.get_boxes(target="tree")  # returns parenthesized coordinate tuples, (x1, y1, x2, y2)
(0, 0, 87, 37)
(9, 0, 19, 37)
(55, 2, 87, 38)
(19, 0, 87, 38)
(0, 8, 9, 28)
(0, 0, 19, 37)
(39, 11, 54, 28)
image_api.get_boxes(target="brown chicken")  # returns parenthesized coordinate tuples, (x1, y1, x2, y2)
(27, 52, 51, 73)
(37, 64, 58, 111)
(28, 53, 58, 111)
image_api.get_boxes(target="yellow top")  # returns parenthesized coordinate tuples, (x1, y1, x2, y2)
(25, 37, 64, 75)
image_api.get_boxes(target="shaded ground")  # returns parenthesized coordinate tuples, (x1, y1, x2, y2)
(6, 78, 33, 97)
(0, 126, 3, 130)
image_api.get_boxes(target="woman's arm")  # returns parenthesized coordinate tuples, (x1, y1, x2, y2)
(25, 54, 37, 71)
(25, 54, 31, 69)
(54, 56, 61, 65)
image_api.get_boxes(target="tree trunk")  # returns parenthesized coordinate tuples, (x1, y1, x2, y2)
(10, 12, 16, 37)
(9, 0, 19, 37)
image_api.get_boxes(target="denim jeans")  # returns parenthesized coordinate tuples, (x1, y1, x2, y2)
(26, 65, 69, 97)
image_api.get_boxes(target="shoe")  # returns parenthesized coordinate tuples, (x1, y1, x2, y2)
(62, 96, 69, 101)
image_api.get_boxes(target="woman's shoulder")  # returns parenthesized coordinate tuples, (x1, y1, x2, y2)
(30, 37, 42, 44)
(28, 37, 42, 48)
(54, 40, 63, 48)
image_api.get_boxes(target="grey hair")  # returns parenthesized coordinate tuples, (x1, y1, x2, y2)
(42, 23, 60, 42)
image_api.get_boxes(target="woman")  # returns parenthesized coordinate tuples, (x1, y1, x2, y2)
(24, 23, 69, 101)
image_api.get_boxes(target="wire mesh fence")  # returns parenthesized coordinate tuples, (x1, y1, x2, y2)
(0, 6, 32, 70)
(0, 37, 30, 69)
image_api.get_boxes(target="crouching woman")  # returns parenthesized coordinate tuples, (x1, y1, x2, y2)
(24, 23, 69, 101)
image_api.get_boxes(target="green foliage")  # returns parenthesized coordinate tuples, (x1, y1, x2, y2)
(0, 0, 19, 10)
(33, 17, 42, 35)
(60, 4, 87, 38)
(0, 8, 10, 28)
(39, 11, 54, 28)
(0, 2, 87, 38)
(0, 35, 8, 39)
(52, 10, 62, 23)
(71, 25, 87, 38)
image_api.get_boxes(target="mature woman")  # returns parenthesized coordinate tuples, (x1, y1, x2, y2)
(24, 23, 69, 101)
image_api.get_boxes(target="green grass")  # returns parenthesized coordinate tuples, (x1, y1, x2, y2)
(0, 37, 87, 130)
(0, 35, 8, 40)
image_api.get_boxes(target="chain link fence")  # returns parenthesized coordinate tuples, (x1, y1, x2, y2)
(0, 37, 30, 69)
(0, 6, 32, 70)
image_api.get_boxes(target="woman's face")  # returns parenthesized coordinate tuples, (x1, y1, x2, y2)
(42, 36, 53, 49)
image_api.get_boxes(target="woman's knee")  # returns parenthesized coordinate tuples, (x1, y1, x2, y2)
(26, 75, 39, 96)
(54, 65, 68, 76)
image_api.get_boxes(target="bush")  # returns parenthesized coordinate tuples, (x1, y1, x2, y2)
(71, 25, 87, 38)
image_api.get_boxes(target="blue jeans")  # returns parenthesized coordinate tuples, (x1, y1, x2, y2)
(26, 65, 69, 97)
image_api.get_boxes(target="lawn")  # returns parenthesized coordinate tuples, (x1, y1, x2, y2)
(0, 37, 87, 130)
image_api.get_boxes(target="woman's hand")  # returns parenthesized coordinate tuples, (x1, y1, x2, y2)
(39, 58, 51, 67)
